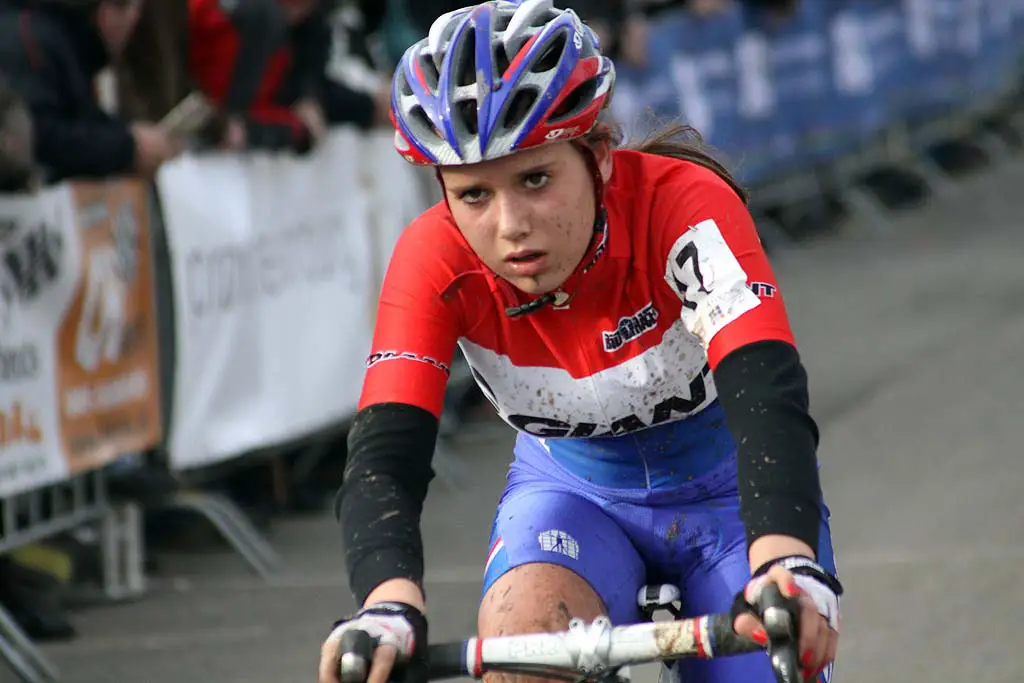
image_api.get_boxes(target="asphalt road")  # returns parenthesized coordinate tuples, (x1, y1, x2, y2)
(12, 156, 1024, 683)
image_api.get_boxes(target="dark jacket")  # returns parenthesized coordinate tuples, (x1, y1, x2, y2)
(282, 2, 376, 129)
(0, 3, 135, 183)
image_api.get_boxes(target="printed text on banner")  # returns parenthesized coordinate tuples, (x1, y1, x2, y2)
(0, 180, 162, 497)
(158, 130, 377, 470)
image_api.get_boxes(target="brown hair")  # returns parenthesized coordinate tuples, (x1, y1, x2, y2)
(115, 0, 190, 121)
(583, 119, 749, 205)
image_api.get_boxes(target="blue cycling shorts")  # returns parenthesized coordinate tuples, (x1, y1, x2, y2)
(480, 421, 838, 683)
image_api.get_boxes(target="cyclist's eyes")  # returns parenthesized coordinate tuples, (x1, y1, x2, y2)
(459, 188, 487, 204)
(524, 173, 550, 190)
(455, 174, 547, 204)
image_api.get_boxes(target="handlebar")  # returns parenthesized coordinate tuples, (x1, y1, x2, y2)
(339, 584, 803, 683)
(423, 612, 759, 680)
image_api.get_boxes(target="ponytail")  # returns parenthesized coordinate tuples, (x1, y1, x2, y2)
(583, 119, 748, 205)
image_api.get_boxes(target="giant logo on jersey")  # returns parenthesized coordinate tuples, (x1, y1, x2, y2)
(504, 364, 711, 438)
(460, 320, 717, 439)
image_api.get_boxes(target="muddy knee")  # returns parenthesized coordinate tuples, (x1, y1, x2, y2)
(479, 563, 606, 683)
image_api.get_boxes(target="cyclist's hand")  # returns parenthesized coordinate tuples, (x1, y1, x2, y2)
(320, 602, 427, 683)
(733, 558, 842, 681)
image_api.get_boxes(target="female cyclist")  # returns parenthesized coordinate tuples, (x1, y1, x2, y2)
(319, 1, 842, 682)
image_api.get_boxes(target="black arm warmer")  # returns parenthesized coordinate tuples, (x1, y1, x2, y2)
(336, 403, 438, 604)
(713, 340, 823, 553)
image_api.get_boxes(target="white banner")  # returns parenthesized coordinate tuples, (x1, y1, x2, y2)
(0, 180, 162, 497)
(158, 129, 381, 470)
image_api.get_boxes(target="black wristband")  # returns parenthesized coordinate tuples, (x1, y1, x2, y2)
(752, 555, 844, 597)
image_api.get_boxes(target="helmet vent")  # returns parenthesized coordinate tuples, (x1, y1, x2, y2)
(397, 68, 414, 97)
(419, 54, 441, 91)
(409, 105, 440, 140)
(494, 43, 512, 79)
(550, 77, 598, 123)
(503, 88, 539, 129)
(531, 30, 567, 73)
(456, 99, 479, 136)
(456, 28, 478, 87)
(494, 11, 513, 34)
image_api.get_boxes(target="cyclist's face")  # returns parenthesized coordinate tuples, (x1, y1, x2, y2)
(441, 140, 611, 295)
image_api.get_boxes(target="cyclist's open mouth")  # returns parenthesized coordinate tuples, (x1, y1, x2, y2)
(505, 250, 548, 276)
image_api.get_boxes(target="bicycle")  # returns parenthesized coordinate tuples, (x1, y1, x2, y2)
(339, 583, 810, 683)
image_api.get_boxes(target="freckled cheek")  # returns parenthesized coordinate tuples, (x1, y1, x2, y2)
(564, 195, 592, 258)
(536, 198, 581, 269)
(550, 220, 581, 272)
(459, 220, 504, 266)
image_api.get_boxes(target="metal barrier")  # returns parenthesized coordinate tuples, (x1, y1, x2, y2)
(611, 2, 1024, 237)
(0, 471, 112, 683)
(0, 473, 148, 682)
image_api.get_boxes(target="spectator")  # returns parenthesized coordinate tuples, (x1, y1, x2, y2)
(188, 0, 335, 153)
(116, 0, 190, 122)
(284, 0, 390, 132)
(0, 73, 37, 192)
(327, 0, 387, 73)
(0, 0, 183, 183)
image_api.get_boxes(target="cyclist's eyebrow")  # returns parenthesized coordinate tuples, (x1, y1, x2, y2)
(514, 162, 555, 181)
(444, 180, 482, 196)
(444, 161, 555, 195)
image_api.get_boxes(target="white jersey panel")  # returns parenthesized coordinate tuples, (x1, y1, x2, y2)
(458, 319, 719, 439)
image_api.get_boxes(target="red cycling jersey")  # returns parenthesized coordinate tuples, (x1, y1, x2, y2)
(359, 150, 795, 439)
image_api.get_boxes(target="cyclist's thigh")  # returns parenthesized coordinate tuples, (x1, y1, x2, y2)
(671, 510, 838, 683)
(479, 487, 646, 632)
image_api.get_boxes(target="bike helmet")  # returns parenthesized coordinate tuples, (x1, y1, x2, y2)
(391, 0, 616, 166)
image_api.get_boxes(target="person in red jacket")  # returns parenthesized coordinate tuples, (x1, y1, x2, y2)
(187, 0, 321, 153)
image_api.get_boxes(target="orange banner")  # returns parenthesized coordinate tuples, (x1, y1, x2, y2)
(56, 180, 162, 475)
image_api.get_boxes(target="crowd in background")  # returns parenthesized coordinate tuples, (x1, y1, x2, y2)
(0, 0, 404, 644)
(0, 0, 388, 192)
(0, 0, 807, 193)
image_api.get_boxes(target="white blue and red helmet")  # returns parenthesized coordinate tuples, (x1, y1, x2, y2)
(390, 0, 616, 166)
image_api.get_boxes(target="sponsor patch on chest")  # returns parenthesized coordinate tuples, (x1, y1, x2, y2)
(602, 302, 659, 352)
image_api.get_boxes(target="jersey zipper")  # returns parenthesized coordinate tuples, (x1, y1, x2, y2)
(558, 270, 654, 490)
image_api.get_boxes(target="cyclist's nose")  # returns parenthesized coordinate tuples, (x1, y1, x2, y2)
(494, 193, 531, 244)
